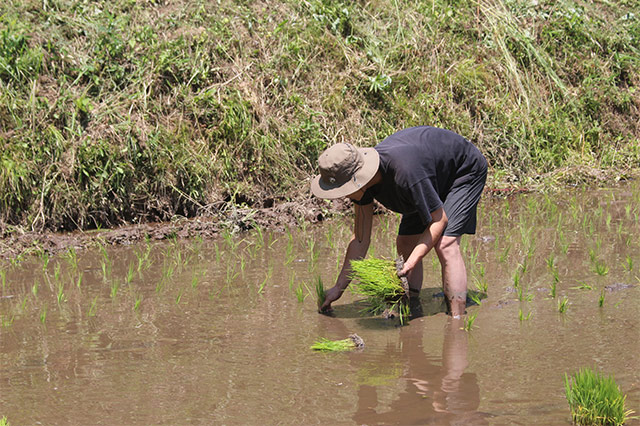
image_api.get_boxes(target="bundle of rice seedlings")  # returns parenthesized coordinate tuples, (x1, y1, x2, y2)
(349, 257, 409, 322)
(564, 367, 635, 426)
(310, 334, 365, 352)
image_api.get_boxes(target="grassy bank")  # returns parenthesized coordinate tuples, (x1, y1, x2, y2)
(1, 0, 639, 232)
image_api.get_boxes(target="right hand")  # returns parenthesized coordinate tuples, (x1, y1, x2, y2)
(319, 286, 344, 312)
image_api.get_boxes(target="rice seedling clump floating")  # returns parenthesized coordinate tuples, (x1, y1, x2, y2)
(564, 367, 635, 426)
(349, 257, 409, 321)
(310, 334, 365, 352)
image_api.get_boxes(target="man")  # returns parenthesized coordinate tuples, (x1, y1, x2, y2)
(310, 126, 487, 318)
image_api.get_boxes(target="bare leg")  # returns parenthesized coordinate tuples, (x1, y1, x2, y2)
(396, 234, 423, 295)
(435, 236, 467, 317)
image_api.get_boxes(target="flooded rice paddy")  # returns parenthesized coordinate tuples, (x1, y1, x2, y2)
(1, 184, 639, 425)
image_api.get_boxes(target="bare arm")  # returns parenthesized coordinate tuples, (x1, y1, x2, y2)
(320, 203, 374, 311)
(399, 207, 448, 276)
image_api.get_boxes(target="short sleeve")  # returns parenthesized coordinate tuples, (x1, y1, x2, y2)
(409, 179, 443, 225)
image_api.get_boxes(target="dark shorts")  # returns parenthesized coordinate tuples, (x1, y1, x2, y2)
(398, 166, 487, 237)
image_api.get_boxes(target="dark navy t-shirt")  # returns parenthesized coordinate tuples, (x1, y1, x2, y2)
(355, 126, 486, 226)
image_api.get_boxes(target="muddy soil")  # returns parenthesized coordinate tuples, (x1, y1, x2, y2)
(0, 184, 534, 262)
(0, 197, 352, 261)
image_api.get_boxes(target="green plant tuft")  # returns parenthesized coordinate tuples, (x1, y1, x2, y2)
(315, 276, 326, 310)
(564, 367, 635, 426)
(349, 257, 407, 317)
(310, 334, 364, 352)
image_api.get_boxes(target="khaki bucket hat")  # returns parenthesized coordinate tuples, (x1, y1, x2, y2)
(311, 143, 380, 199)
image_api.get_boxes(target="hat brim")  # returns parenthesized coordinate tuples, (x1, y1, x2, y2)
(310, 147, 379, 199)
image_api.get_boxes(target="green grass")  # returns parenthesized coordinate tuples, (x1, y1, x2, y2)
(0, 416, 9, 426)
(0, 0, 638, 234)
(564, 367, 635, 426)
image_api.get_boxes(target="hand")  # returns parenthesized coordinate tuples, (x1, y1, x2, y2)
(398, 258, 416, 278)
(319, 286, 344, 312)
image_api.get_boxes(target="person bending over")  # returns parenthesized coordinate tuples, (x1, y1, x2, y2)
(311, 126, 487, 318)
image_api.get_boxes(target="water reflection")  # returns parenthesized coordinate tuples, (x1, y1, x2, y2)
(354, 318, 487, 425)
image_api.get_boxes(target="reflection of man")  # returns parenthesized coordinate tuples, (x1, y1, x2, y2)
(311, 126, 487, 318)
(351, 318, 486, 425)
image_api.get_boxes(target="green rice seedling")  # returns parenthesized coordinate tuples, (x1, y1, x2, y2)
(623, 255, 633, 272)
(546, 254, 556, 271)
(101, 260, 111, 281)
(593, 261, 609, 277)
(0, 269, 5, 291)
(125, 262, 135, 285)
(253, 223, 264, 249)
(1, 415, 9, 425)
(499, 245, 510, 263)
(315, 276, 326, 310)
(88, 297, 98, 317)
(41, 253, 50, 272)
(595, 237, 602, 251)
(63, 248, 78, 271)
(549, 277, 558, 299)
(191, 272, 201, 289)
(605, 213, 612, 230)
(474, 277, 488, 294)
(258, 267, 272, 294)
(175, 289, 183, 304)
(214, 243, 222, 262)
(558, 296, 569, 313)
(325, 226, 335, 249)
(76, 272, 83, 289)
(307, 239, 319, 271)
(295, 284, 305, 302)
(462, 312, 478, 331)
(2, 314, 14, 327)
(598, 289, 606, 307)
(32, 280, 38, 297)
(564, 367, 635, 426)
(572, 281, 593, 290)
(349, 258, 408, 316)
(519, 309, 532, 321)
(40, 304, 47, 324)
(134, 295, 142, 312)
(110, 280, 120, 299)
(54, 262, 61, 283)
(310, 334, 364, 352)
(289, 272, 295, 291)
(589, 249, 597, 264)
(56, 283, 66, 305)
(431, 255, 439, 272)
(284, 236, 295, 265)
(469, 291, 482, 306)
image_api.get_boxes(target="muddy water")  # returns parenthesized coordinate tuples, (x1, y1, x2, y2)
(1, 184, 639, 425)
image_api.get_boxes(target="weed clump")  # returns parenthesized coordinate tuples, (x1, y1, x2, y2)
(310, 334, 364, 352)
(349, 257, 408, 320)
(564, 367, 635, 426)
